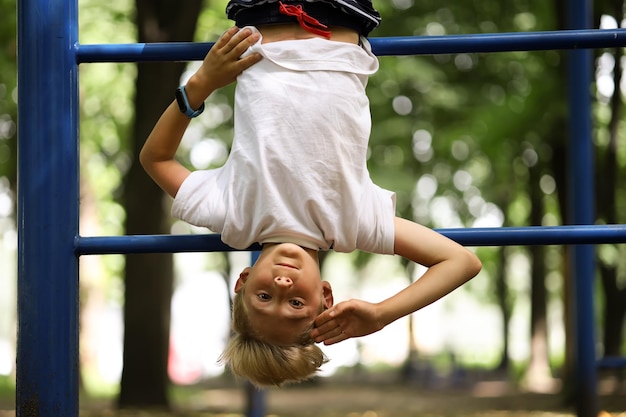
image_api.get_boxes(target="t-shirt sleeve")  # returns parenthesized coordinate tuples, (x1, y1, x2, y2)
(356, 184, 396, 255)
(171, 170, 227, 233)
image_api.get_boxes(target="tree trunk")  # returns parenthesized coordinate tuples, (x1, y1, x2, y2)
(495, 246, 511, 372)
(599, 264, 626, 357)
(524, 163, 552, 391)
(551, 0, 577, 403)
(119, 0, 202, 408)
(597, 13, 626, 360)
(551, 119, 574, 404)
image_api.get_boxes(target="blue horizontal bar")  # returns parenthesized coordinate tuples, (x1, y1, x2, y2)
(75, 224, 626, 255)
(75, 41, 212, 63)
(597, 356, 626, 369)
(443, 224, 626, 246)
(75, 28, 626, 63)
(75, 233, 262, 255)
(373, 28, 626, 56)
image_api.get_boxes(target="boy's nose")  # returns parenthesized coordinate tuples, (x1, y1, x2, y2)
(274, 276, 293, 287)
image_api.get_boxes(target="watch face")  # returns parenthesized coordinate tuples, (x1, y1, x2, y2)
(175, 88, 187, 113)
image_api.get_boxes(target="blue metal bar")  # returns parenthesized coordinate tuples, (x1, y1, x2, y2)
(567, 0, 598, 416)
(76, 233, 260, 255)
(246, 251, 265, 417)
(597, 356, 626, 369)
(371, 29, 626, 56)
(74, 28, 626, 63)
(245, 383, 265, 417)
(75, 225, 626, 255)
(17, 0, 79, 415)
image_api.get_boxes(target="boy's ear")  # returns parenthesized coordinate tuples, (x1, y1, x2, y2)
(321, 281, 334, 309)
(234, 267, 252, 293)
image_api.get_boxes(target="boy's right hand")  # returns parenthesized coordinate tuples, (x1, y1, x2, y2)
(311, 299, 386, 346)
(185, 27, 262, 106)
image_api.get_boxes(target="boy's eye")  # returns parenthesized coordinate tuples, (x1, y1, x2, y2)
(257, 293, 271, 301)
(290, 299, 304, 307)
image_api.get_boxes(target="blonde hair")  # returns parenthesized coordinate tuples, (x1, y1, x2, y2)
(218, 290, 328, 387)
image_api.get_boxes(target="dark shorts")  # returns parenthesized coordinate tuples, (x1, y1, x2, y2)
(226, 0, 381, 36)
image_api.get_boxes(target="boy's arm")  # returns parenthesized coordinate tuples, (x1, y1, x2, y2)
(378, 217, 482, 325)
(312, 217, 482, 345)
(140, 27, 262, 198)
(139, 100, 195, 198)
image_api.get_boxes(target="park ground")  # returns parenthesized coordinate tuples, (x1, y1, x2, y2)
(1, 372, 625, 416)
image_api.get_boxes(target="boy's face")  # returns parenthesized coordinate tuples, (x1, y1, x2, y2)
(235, 243, 333, 346)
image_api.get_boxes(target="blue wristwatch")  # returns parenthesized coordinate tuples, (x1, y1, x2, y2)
(175, 85, 205, 118)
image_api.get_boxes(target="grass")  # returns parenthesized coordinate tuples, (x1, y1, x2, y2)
(0, 375, 14, 406)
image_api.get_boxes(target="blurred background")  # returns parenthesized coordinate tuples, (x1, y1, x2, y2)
(0, 0, 625, 415)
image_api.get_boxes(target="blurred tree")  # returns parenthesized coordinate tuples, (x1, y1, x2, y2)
(78, 0, 137, 398)
(370, 0, 567, 388)
(78, 0, 235, 400)
(374, 0, 626, 395)
(118, 0, 202, 409)
(0, 0, 17, 386)
(593, 0, 626, 366)
(0, 0, 16, 186)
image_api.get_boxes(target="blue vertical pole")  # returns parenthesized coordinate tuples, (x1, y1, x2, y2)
(245, 382, 266, 417)
(16, 0, 79, 415)
(566, 0, 598, 416)
(246, 251, 266, 417)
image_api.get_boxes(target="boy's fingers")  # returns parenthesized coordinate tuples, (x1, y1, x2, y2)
(313, 319, 348, 343)
(223, 27, 257, 53)
(314, 310, 335, 328)
(214, 26, 239, 48)
(322, 329, 348, 346)
(314, 309, 329, 322)
(313, 328, 336, 344)
(239, 52, 262, 67)
(211, 27, 246, 57)
(234, 34, 260, 57)
(313, 323, 337, 336)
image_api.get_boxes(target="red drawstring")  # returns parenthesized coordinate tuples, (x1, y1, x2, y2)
(278, 1, 332, 39)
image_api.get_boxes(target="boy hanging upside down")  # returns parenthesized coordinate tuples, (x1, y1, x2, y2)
(140, 0, 482, 387)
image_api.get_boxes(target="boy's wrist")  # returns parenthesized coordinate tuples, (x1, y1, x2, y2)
(183, 76, 213, 109)
(375, 299, 401, 329)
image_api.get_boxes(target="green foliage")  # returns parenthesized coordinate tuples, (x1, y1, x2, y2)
(0, 373, 15, 402)
(196, 0, 232, 40)
(79, 0, 136, 289)
(0, 0, 16, 183)
(369, 1, 564, 231)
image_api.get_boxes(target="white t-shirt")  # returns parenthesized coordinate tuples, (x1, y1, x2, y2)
(172, 29, 396, 254)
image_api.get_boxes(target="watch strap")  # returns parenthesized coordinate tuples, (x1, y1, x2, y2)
(175, 85, 205, 118)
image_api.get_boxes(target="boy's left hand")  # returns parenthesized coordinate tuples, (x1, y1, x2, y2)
(311, 299, 385, 346)
(188, 27, 262, 100)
